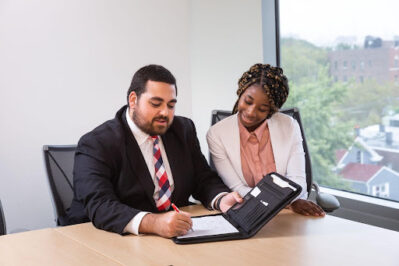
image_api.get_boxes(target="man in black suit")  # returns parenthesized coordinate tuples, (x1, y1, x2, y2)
(67, 64, 242, 238)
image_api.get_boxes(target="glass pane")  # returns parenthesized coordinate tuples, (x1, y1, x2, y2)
(279, 0, 399, 202)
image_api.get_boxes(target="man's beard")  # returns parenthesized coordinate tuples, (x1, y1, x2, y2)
(132, 109, 171, 136)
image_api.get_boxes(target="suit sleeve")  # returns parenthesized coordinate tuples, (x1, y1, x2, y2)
(186, 120, 230, 206)
(73, 137, 138, 234)
(207, 127, 251, 197)
(285, 119, 308, 199)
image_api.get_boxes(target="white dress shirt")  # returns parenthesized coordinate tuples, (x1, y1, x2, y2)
(123, 109, 174, 235)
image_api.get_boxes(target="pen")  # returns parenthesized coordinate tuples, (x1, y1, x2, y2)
(171, 203, 194, 232)
(171, 203, 180, 213)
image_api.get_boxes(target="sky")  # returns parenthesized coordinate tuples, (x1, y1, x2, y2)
(279, 0, 399, 47)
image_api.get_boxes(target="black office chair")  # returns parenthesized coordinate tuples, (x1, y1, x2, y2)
(0, 199, 6, 235)
(43, 145, 76, 225)
(210, 108, 340, 212)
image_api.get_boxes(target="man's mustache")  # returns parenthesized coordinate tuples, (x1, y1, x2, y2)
(153, 116, 169, 123)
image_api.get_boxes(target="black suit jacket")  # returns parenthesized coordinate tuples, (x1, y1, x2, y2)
(67, 106, 229, 234)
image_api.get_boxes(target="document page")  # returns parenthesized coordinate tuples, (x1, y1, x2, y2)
(177, 215, 239, 239)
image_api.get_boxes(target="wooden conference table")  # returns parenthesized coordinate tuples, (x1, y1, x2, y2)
(0, 205, 398, 266)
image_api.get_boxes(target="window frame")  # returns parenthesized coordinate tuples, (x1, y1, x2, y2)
(275, 0, 399, 231)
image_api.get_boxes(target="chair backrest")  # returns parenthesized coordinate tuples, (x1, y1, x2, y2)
(0, 199, 6, 235)
(210, 107, 312, 195)
(43, 145, 76, 225)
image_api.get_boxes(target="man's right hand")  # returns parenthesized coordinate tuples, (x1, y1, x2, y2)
(138, 211, 193, 238)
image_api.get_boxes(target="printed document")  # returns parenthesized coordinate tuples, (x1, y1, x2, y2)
(177, 215, 239, 239)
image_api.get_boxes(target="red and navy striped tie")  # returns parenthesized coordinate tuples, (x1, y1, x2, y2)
(151, 136, 171, 211)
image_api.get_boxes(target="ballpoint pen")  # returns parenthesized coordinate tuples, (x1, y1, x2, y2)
(171, 203, 194, 232)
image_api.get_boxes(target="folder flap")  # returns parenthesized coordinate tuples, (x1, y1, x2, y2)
(226, 172, 302, 236)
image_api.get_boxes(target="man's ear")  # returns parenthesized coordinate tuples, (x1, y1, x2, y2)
(128, 91, 138, 110)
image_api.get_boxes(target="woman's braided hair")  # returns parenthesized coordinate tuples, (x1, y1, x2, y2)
(232, 64, 289, 119)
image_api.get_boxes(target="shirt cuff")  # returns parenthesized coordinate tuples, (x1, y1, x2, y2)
(238, 186, 252, 197)
(123, 211, 150, 235)
(289, 178, 308, 202)
(210, 192, 228, 210)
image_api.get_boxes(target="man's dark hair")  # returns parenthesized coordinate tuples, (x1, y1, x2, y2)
(127, 64, 177, 103)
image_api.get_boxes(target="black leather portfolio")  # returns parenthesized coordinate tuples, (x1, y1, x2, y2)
(173, 172, 302, 244)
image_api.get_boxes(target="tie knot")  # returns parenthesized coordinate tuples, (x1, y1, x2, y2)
(151, 135, 159, 143)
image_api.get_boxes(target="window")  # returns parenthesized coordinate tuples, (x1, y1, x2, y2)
(280, 0, 399, 202)
(372, 183, 390, 198)
(356, 150, 363, 164)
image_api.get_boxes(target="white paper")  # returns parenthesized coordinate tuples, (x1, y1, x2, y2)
(176, 215, 239, 239)
(250, 187, 261, 197)
(271, 174, 297, 191)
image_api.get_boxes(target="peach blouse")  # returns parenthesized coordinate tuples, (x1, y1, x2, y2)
(238, 117, 276, 187)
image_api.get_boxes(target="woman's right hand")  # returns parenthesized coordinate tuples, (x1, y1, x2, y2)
(289, 199, 325, 217)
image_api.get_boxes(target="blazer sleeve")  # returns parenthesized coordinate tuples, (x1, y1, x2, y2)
(186, 119, 231, 206)
(73, 136, 138, 234)
(285, 119, 307, 199)
(206, 126, 251, 197)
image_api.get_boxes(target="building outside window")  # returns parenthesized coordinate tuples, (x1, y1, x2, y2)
(280, 0, 399, 202)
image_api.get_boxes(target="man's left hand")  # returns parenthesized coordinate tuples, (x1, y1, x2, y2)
(219, 192, 243, 213)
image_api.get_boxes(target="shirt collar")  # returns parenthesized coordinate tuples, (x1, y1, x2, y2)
(238, 115, 268, 145)
(125, 108, 151, 145)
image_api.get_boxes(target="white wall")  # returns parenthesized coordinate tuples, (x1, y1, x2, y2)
(0, 0, 191, 233)
(0, 0, 274, 233)
(190, 0, 264, 157)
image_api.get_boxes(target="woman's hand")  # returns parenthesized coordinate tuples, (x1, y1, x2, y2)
(289, 199, 325, 217)
(219, 192, 243, 213)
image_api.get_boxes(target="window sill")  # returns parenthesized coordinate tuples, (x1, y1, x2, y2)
(320, 186, 399, 209)
(319, 186, 399, 232)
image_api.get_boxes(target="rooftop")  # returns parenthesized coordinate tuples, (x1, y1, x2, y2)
(340, 163, 382, 182)
(359, 115, 399, 150)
